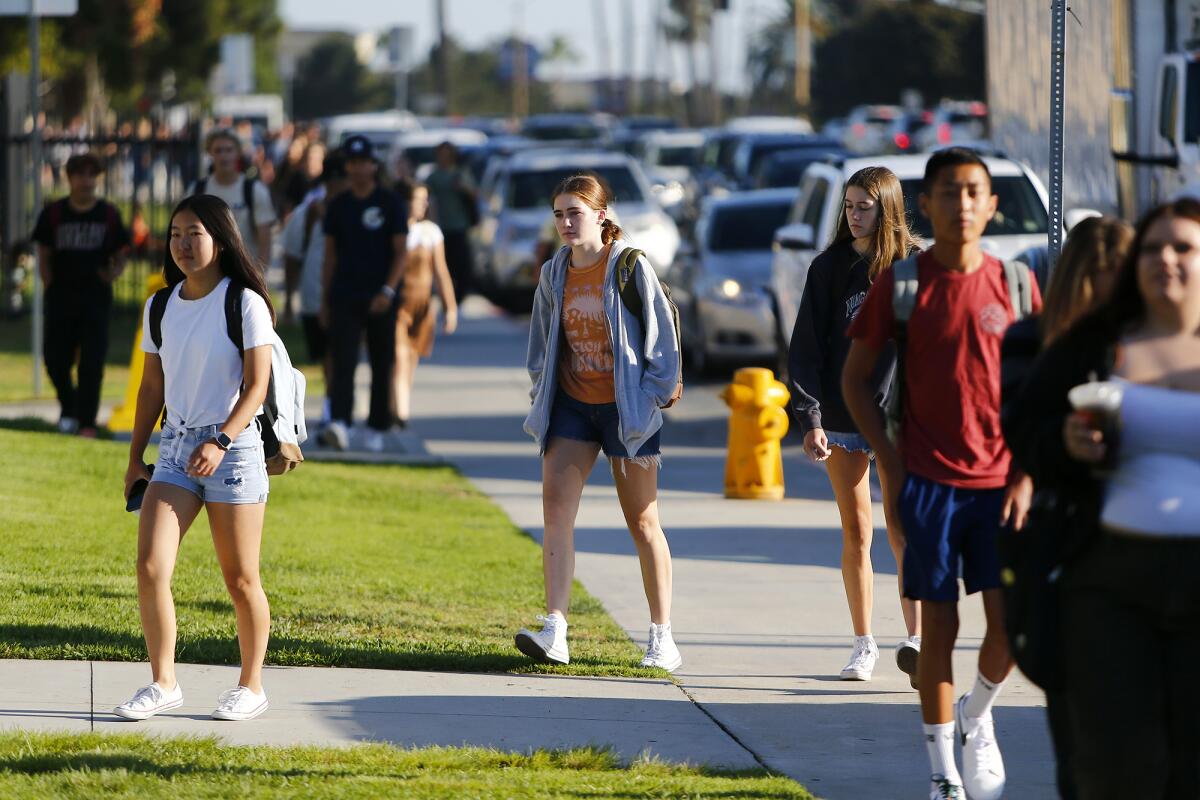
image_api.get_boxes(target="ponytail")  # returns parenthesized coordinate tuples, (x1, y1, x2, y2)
(600, 217, 623, 244)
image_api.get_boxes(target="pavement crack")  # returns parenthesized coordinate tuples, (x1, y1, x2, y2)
(673, 683, 771, 771)
(89, 661, 94, 731)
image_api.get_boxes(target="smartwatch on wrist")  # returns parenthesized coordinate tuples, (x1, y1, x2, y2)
(212, 432, 232, 451)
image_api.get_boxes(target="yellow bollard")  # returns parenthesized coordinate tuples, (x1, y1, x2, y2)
(720, 367, 790, 500)
(107, 272, 168, 432)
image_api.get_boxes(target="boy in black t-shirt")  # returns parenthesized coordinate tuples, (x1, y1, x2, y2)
(32, 152, 131, 436)
(318, 135, 408, 452)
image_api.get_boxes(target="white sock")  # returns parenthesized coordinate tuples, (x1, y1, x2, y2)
(924, 722, 961, 783)
(963, 671, 1005, 720)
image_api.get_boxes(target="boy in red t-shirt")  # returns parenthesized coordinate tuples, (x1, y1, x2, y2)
(842, 148, 1038, 800)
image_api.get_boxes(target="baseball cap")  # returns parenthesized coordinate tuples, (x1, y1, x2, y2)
(342, 135, 374, 160)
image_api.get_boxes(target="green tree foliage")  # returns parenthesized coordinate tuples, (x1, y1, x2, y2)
(291, 35, 391, 120)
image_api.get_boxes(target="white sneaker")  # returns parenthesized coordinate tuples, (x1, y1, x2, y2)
(956, 694, 1006, 800)
(211, 685, 269, 721)
(896, 635, 921, 689)
(57, 417, 79, 435)
(640, 622, 683, 672)
(363, 429, 385, 453)
(930, 774, 966, 799)
(839, 635, 878, 680)
(320, 420, 349, 451)
(113, 681, 182, 720)
(514, 614, 569, 664)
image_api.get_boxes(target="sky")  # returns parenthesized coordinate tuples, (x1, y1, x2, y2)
(279, 0, 783, 93)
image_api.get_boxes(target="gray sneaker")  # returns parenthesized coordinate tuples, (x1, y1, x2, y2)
(896, 635, 921, 689)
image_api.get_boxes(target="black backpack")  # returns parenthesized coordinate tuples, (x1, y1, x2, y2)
(194, 175, 257, 230)
(616, 247, 683, 409)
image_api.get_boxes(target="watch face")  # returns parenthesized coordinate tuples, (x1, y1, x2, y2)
(216, 433, 232, 449)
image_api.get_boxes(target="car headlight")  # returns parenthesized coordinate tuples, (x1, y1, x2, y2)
(719, 278, 741, 299)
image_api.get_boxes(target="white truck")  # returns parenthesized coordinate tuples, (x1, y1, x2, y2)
(986, 1, 1200, 218)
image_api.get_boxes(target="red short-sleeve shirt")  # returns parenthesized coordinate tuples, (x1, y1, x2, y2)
(847, 250, 1042, 489)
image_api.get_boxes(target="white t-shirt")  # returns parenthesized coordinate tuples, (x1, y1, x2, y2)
(282, 188, 326, 315)
(191, 175, 277, 257)
(406, 219, 444, 252)
(142, 277, 275, 428)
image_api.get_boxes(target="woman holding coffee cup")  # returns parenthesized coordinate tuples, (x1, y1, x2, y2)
(1005, 198, 1200, 799)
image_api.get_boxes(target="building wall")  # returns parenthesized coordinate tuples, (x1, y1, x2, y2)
(985, 0, 1119, 213)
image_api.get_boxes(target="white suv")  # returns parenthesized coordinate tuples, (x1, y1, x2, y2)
(768, 153, 1054, 352)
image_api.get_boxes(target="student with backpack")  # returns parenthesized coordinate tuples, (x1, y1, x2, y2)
(787, 166, 922, 685)
(392, 183, 458, 429)
(31, 151, 130, 437)
(841, 148, 1040, 800)
(518, 173, 684, 671)
(191, 128, 277, 267)
(117, 194, 280, 723)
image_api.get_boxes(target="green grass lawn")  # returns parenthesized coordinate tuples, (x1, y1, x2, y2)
(0, 426, 652, 677)
(0, 733, 813, 799)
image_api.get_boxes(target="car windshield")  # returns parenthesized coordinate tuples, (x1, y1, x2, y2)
(899, 176, 1049, 238)
(744, 142, 823, 179)
(507, 166, 646, 209)
(756, 155, 829, 189)
(707, 201, 793, 251)
(655, 145, 703, 168)
(400, 146, 437, 167)
(524, 124, 601, 141)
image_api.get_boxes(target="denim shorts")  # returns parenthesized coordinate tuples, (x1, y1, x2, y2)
(900, 473, 1005, 601)
(152, 421, 270, 505)
(546, 388, 661, 460)
(825, 430, 873, 458)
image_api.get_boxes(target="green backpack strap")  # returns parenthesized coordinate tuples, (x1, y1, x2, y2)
(617, 247, 645, 321)
(1002, 259, 1033, 320)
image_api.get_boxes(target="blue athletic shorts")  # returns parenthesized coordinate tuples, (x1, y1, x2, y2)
(899, 473, 1005, 602)
(546, 388, 660, 460)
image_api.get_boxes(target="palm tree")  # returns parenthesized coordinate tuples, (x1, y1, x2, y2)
(664, 0, 713, 124)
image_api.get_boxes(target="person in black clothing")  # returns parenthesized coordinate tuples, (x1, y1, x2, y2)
(998, 215, 1131, 800)
(318, 135, 408, 453)
(32, 152, 130, 437)
(787, 165, 921, 683)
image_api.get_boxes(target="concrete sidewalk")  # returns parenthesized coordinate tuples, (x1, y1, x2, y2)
(0, 659, 756, 768)
(407, 305, 1058, 799)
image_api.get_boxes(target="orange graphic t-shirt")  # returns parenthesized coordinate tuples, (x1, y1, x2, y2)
(558, 245, 615, 404)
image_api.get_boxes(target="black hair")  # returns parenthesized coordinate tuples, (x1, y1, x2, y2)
(922, 147, 992, 194)
(65, 152, 103, 176)
(162, 194, 276, 324)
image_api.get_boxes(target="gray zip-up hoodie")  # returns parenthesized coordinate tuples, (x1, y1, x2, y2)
(523, 241, 681, 456)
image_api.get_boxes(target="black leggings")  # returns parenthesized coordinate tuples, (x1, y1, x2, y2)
(44, 290, 111, 428)
(328, 299, 395, 431)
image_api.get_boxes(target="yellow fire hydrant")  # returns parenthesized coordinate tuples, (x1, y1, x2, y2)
(108, 272, 168, 432)
(720, 367, 790, 500)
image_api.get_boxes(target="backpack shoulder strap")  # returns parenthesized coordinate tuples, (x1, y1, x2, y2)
(194, 177, 207, 195)
(149, 286, 173, 351)
(243, 175, 257, 230)
(617, 247, 645, 320)
(48, 198, 64, 228)
(1002, 259, 1034, 320)
(891, 255, 920, 323)
(224, 282, 245, 354)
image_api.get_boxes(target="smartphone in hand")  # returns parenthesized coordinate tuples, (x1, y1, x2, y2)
(125, 465, 155, 514)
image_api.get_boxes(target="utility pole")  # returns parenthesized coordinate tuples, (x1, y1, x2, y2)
(793, 0, 811, 115)
(593, 0, 613, 112)
(1048, 0, 1067, 262)
(623, 0, 637, 114)
(434, 0, 450, 113)
(29, 0, 42, 398)
(512, 1, 529, 119)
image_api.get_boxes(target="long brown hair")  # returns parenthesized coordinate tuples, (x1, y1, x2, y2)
(1040, 216, 1133, 343)
(162, 194, 276, 324)
(551, 172, 624, 244)
(830, 166, 920, 280)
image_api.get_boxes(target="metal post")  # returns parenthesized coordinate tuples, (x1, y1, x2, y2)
(1048, 0, 1067, 264)
(29, 0, 42, 398)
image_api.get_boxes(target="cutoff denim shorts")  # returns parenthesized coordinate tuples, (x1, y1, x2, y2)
(547, 388, 661, 460)
(151, 421, 270, 504)
(825, 430, 873, 458)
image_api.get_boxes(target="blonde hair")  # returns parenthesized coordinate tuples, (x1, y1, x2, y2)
(830, 166, 920, 280)
(1040, 216, 1134, 343)
(551, 172, 623, 244)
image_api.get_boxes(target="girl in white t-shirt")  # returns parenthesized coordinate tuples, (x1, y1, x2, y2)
(392, 184, 458, 427)
(117, 194, 277, 723)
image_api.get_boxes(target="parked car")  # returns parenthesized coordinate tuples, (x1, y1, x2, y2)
(392, 128, 489, 182)
(473, 149, 680, 310)
(640, 129, 706, 223)
(611, 116, 678, 155)
(768, 152, 1054, 357)
(731, 134, 844, 189)
(753, 148, 845, 189)
(325, 111, 421, 166)
(883, 109, 934, 154)
(840, 104, 903, 155)
(520, 113, 613, 146)
(669, 189, 797, 373)
(914, 101, 989, 151)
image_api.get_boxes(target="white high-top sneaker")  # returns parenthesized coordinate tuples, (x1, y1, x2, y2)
(514, 614, 569, 664)
(639, 622, 682, 672)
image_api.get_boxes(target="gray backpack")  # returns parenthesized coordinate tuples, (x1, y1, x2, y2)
(885, 255, 1034, 443)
